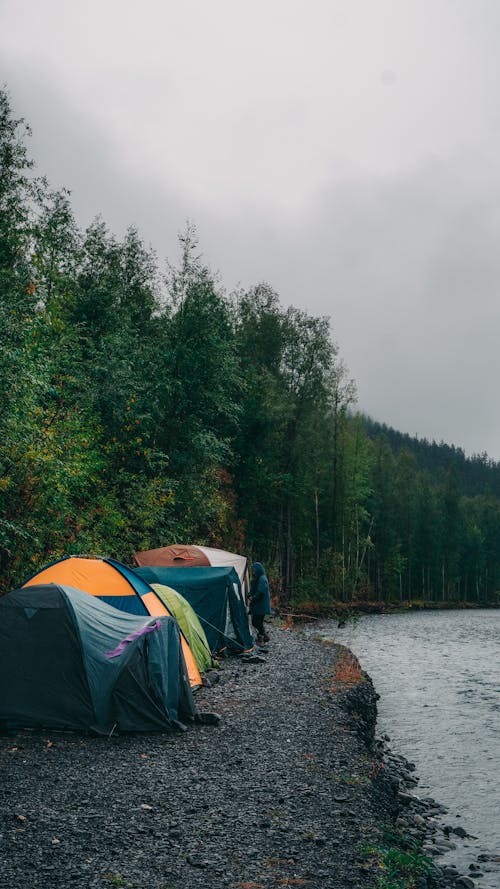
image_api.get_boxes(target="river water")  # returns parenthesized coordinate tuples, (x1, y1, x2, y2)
(310, 609, 500, 887)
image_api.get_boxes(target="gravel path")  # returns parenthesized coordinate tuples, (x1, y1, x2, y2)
(0, 626, 390, 889)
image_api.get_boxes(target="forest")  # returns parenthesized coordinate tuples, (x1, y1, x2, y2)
(1, 89, 500, 606)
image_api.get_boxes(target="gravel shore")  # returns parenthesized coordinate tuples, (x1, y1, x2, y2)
(0, 623, 479, 889)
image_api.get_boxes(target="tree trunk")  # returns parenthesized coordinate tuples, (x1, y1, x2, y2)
(285, 501, 293, 599)
(315, 489, 320, 570)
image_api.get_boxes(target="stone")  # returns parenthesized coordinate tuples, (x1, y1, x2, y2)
(186, 854, 208, 868)
(397, 791, 415, 804)
(433, 839, 457, 851)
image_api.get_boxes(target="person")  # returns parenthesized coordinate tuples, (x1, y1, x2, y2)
(248, 561, 271, 644)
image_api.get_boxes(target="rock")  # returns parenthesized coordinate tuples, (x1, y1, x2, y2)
(398, 791, 416, 804)
(195, 711, 222, 726)
(186, 854, 208, 868)
(433, 840, 457, 852)
(455, 878, 476, 888)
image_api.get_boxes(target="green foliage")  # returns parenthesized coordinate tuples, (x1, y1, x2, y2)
(361, 838, 432, 889)
(375, 845, 432, 889)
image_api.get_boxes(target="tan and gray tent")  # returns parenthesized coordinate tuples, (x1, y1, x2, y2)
(134, 545, 249, 598)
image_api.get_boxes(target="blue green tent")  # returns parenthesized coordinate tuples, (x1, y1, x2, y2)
(0, 583, 197, 733)
(134, 566, 253, 654)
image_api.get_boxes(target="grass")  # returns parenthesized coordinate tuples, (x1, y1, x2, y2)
(360, 839, 433, 889)
(331, 650, 364, 685)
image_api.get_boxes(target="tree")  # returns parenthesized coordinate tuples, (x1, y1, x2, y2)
(0, 89, 40, 424)
(155, 226, 243, 543)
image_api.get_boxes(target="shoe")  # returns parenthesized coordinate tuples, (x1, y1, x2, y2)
(262, 633, 270, 642)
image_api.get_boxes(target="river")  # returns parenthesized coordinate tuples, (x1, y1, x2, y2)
(310, 609, 500, 887)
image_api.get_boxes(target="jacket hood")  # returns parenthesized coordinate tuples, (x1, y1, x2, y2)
(251, 562, 265, 577)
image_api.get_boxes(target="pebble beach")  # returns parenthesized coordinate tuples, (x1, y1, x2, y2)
(0, 624, 487, 889)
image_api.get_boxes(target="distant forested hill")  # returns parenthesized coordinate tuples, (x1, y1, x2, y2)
(362, 417, 500, 498)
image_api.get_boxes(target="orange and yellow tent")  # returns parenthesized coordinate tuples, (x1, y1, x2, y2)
(23, 555, 202, 689)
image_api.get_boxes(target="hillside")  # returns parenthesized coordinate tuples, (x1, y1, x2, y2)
(362, 416, 500, 498)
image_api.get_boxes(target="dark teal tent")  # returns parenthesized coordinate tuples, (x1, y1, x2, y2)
(134, 566, 254, 654)
(0, 584, 197, 733)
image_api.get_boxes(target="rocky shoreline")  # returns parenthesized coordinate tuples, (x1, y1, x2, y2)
(0, 624, 494, 888)
(373, 742, 494, 888)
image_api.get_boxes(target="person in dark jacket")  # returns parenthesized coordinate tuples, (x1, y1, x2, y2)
(248, 561, 271, 644)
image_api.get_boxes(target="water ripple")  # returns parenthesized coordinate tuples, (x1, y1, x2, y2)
(311, 609, 500, 887)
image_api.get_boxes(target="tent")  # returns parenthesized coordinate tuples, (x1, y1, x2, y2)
(22, 556, 202, 689)
(134, 566, 254, 654)
(150, 583, 215, 674)
(0, 584, 197, 734)
(134, 544, 250, 598)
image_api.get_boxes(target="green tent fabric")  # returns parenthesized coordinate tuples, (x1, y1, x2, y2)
(0, 583, 197, 733)
(134, 566, 254, 654)
(150, 583, 215, 673)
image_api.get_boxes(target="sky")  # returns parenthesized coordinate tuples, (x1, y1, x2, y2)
(2, 0, 500, 458)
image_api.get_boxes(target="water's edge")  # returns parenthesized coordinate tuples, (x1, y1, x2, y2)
(337, 642, 495, 889)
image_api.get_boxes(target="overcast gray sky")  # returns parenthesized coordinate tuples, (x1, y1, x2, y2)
(2, 0, 500, 458)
